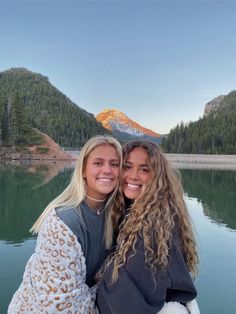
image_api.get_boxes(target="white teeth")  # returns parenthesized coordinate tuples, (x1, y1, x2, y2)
(127, 183, 140, 189)
(98, 178, 112, 182)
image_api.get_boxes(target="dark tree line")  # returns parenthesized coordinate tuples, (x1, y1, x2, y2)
(161, 91, 236, 154)
(0, 68, 109, 148)
(0, 95, 42, 146)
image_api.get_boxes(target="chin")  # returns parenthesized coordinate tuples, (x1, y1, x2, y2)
(124, 191, 137, 200)
(99, 187, 115, 195)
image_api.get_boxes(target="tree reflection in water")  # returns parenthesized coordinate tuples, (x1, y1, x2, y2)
(0, 161, 74, 243)
(180, 169, 236, 231)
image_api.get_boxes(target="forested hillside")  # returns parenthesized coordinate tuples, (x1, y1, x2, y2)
(161, 91, 236, 154)
(0, 94, 43, 147)
(0, 68, 109, 148)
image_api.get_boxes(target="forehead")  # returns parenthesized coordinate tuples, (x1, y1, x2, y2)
(88, 144, 118, 159)
(126, 147, 149, 164)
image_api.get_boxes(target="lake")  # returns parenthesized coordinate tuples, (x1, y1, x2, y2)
(0, 162, 236, 313)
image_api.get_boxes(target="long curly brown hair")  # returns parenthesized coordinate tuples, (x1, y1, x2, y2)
(108, 140, 198, 283)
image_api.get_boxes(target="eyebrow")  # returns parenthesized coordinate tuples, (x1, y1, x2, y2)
(125, 161, 149, 167)
(93, 158, 119, 161)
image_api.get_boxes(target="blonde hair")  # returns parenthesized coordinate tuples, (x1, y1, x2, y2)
(109, 140, 198, 282)
(30, 135, 122, 248)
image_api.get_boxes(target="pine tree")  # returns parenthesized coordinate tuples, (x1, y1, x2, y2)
(0, 68, 109, 148)
(1, 101, 11, 146)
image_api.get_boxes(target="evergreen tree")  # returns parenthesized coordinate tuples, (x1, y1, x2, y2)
(161, 107, 236, 154)
(0, 68, 109, 148)
(0, 94, 43, 147)
(9, 95, 31, 145)
(1, 101, 11, 146)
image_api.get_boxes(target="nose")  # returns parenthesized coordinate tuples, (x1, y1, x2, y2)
(126, 168, 139, 180)
(102, 163, 112, 174)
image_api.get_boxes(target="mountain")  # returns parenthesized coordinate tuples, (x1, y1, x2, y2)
(204, 91, 236, 116)
(96, 108, 162, 143)
(0, 68, 109, 148)
(204, 95, 225, 117)
(161, 90, 236, 154)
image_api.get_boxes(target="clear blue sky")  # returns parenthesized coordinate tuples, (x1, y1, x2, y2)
(0, 0, 236, 134)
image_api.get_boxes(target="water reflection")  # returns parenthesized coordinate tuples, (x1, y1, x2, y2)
(1, 165, 236, 242)
(180, 169, 236, 231)
(0, 162, 74, 243)
(1, 165, 236, 313)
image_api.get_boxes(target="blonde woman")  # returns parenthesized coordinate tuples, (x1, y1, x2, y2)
(97, 140, 199, 314)
(8, 135, 122, 314)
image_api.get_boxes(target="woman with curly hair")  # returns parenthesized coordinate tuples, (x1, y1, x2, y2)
(97, 139, 199, 314)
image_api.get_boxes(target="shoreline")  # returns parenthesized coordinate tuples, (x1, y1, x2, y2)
(165, 153, 236, 170)
(1, 153, 236, 170)
(165, 153, 236, 164)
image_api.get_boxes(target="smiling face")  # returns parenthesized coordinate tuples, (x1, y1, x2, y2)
(83, 144, 120, 200)
(123, 147, 152, 200)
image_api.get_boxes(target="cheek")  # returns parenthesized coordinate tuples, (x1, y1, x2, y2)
(84, 166, 97, 179)
(121, 174, 126, 186)
(143, 174, 152, 184)
(114, 168, 120, 179)
(83, 162, 91, 178)
(122, 170, 128, 179)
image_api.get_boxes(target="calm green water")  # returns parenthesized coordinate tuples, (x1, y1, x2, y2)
(0, 163, 236, 313)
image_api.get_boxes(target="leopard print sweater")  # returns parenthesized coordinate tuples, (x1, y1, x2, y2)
(8, 209, 98, 314)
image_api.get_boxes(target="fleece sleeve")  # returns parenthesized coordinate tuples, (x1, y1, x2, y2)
(8, 209, 97, 314)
